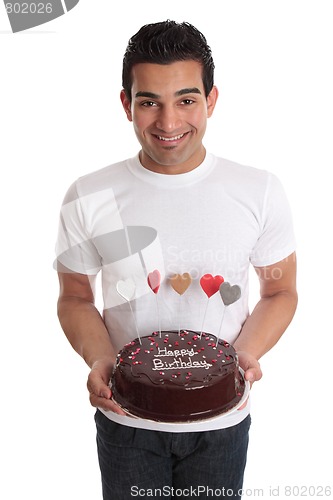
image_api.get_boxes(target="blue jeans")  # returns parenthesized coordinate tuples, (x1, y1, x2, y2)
(95, 410, 251, 499)
(95, 410, 251, 500)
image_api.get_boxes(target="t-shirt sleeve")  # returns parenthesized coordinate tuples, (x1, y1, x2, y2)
(54, 181, 102, 275)
(250, 173, 296, 267)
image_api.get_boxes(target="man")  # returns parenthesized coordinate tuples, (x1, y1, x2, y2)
(55, 20, 297, 499)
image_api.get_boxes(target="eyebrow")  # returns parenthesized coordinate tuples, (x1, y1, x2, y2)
(176, 87, 202, 97)
(134, 87, 202, 99)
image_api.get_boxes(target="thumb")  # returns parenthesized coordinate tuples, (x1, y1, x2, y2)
(87, 368, 112, 399)
(244, 365, 262, 385)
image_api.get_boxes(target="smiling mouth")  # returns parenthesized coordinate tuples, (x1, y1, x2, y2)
(155, 133, 188, 142)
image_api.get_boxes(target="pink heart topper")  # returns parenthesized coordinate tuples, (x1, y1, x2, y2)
(147, 270, 161, 294)
(200, 274, 224, 298)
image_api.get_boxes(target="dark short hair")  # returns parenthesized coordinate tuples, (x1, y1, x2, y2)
(122, 20, 215, 101)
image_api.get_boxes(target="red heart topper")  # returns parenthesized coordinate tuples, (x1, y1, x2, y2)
(147, 270, 161, 294)
(200, 274, 224, 298)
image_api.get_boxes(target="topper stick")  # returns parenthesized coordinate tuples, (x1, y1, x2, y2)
(177, 294, 182, 336)
(199, 274, 224, 339)
(217, 281, 242, 342)
(199, 298, 209, 339)
(116, 278, 142, 345)
(169, 273, 192, 335)
(147, 270, 162, 337)
(155, 294, 162, 338)
(128, 301, 142, 345)
(217, 305, 226, 343)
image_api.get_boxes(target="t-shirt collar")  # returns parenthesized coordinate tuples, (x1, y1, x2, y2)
(127, 151, 215, 188)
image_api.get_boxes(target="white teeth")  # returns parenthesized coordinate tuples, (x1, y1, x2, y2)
(157, 134, 184, 141)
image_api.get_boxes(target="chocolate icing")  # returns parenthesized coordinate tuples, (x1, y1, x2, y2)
(111, 330, 245, 422)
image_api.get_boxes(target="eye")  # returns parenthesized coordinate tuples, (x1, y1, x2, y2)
(180, 99, 194, 105)
(141, 101, 157, 107)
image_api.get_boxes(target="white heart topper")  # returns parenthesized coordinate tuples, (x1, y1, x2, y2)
(116, 279, 136, 302)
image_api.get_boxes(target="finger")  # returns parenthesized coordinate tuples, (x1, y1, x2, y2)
(237, 397, 249, 411)
(244, 366, 262, 384)
(89, 392, 127, 415)
(87, 372, 111, 400)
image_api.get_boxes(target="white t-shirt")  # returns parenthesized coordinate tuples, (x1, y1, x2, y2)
(55, 152, 296, 432)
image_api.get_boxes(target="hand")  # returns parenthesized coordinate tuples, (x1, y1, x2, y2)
(87, 358, 127, 415)
(236, 350, 262, 410)
(237, 350, 262, 386)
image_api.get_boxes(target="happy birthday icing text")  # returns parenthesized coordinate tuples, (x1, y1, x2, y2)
(155, 347, 195, 358)
(152, 357, 213, 370)
(152, 346, 212, 371)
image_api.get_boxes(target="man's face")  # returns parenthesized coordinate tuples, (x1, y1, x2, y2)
(121, 60, 218, 174)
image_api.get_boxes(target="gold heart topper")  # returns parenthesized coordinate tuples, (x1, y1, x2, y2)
(170, 273, 192, 295)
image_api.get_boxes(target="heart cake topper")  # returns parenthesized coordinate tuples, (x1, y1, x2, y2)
(170, 273, 192, 295)
(199, 274, 224, 338)
(148, 270, 162, 337)
(147, 270, 161, 294)
(217, 282, 242, 342)
(170, 273, 192, 336)
(200, 274, 224, 298)
(219, 282, 242, 306)
(116, 278, 136, 302)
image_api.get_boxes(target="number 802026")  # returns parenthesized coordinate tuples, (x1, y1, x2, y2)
(5, 3, 53, 14)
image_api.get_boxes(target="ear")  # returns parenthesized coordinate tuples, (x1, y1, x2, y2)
(120, 89, 133, 122)
(206, 85, 219, 118)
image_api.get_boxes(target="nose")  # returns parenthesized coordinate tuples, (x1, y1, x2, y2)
(155, 105, 182, 132)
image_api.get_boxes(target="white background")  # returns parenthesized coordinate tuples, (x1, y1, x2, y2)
(1, 1, 332, 498)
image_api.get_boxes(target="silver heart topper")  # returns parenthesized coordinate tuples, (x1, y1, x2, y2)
(219, 282, 241, 306)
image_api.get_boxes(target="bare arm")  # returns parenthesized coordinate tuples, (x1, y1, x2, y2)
(234, 252, 298, 383)
(57, 271, 126, 414)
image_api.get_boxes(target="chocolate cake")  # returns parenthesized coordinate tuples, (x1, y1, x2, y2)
(111, 330, 245, 422)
